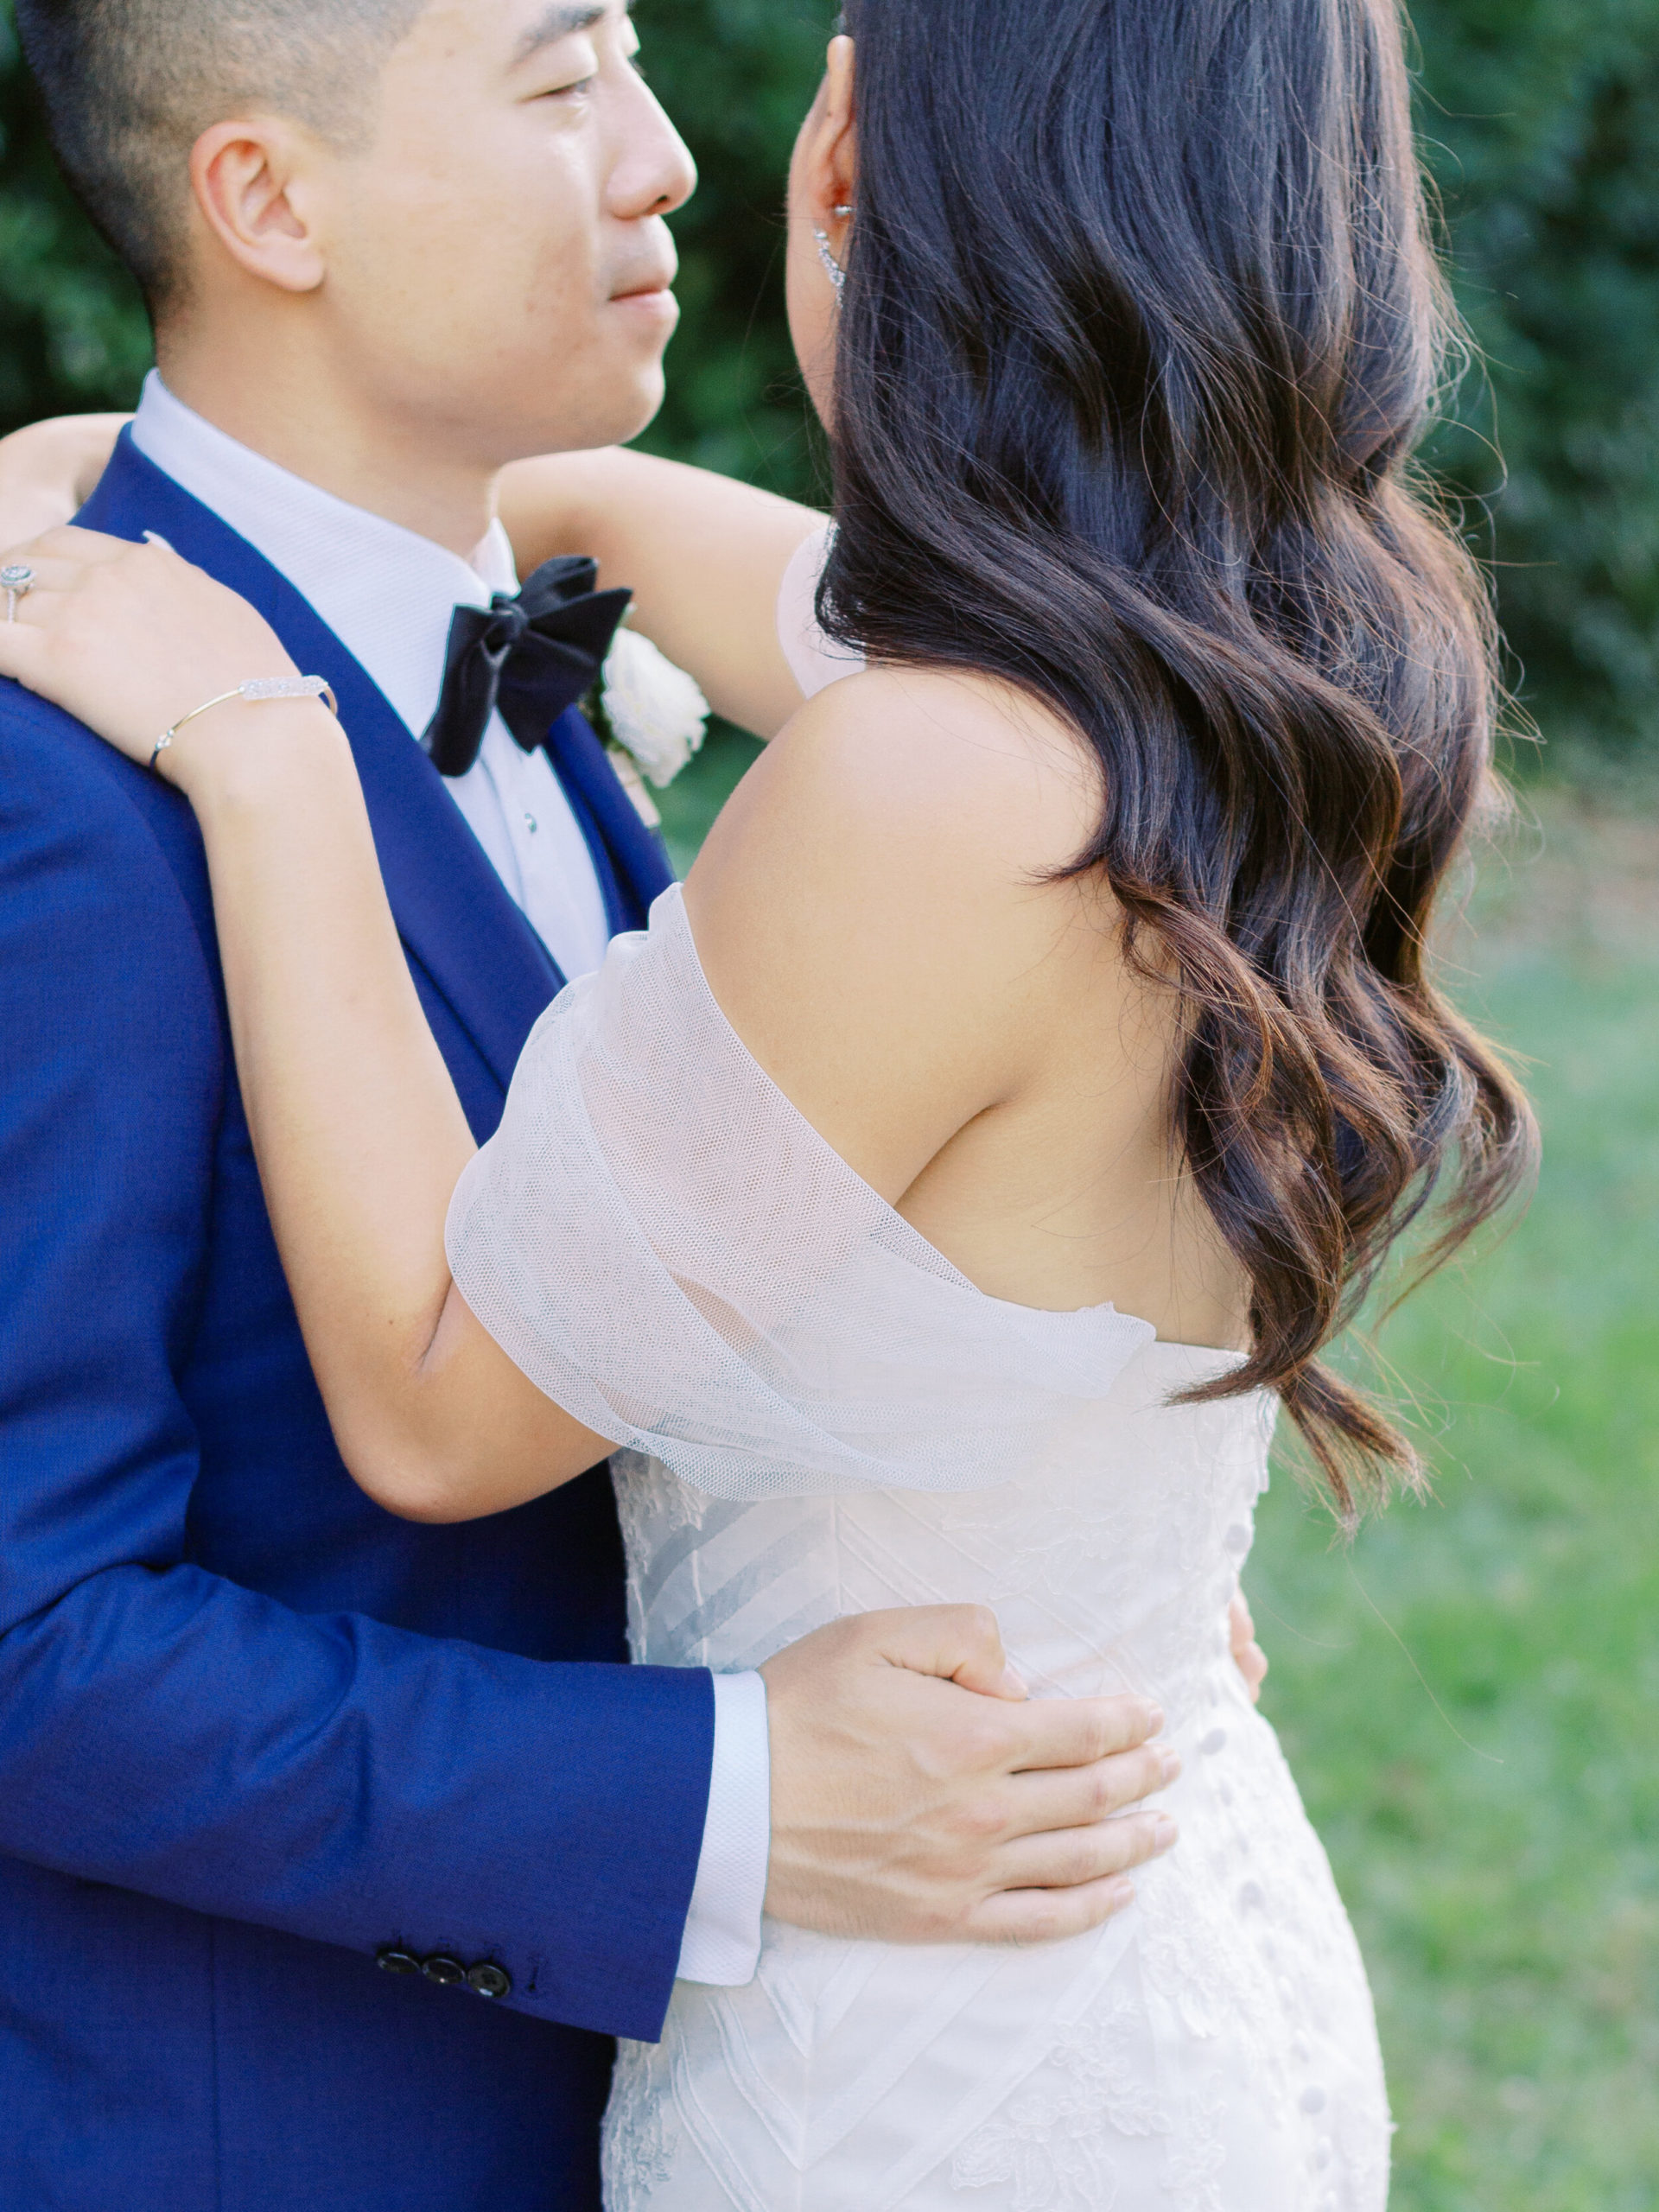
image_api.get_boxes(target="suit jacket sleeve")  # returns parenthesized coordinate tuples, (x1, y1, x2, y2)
(0, 700, 713, 2044)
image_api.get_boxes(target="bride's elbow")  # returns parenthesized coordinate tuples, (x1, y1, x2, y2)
(343, 1440, 492, 1525)
(321, 1330, 614, 1522)
(327, 1393, 517, 1522)
(333, 1405, 602, 1524)
(366, 1478, 482, 1528)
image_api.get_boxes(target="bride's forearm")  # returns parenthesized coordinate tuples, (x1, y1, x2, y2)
(0, 522, 611, 1516)
(498, 446, 822, 739)
(194, 707, 466, 1333)
(188, 709, 610, 1514)
(193, 712, 472, 1450)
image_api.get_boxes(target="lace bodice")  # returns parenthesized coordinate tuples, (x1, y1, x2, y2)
(446, 885, 1391, 2211)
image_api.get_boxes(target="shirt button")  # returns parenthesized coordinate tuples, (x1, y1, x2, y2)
(523, 811, 537, 834)
(467, 1961, 513, 2000)
(375, 1946, 422, 1975)
(421, 1954, 467, 1987)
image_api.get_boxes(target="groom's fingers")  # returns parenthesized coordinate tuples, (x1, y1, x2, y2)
(965, 1798, 1179, 1945)
(761, 1609, 1180, 1945)
(868, 1602, 1030, 1701)
(964, 1872, 1145, 1949)
(993, 1689, 1164, 1775)
(989, 1807, 1175, 1901)
(1003, 1738, 1180, 1835)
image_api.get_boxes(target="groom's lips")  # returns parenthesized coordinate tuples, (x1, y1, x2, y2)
(610, 271, 679, 326)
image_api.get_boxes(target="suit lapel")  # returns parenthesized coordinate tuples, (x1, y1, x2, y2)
(80, 431, 565, 1094)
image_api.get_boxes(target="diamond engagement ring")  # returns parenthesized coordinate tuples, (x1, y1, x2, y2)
(1, 563, 35, 621)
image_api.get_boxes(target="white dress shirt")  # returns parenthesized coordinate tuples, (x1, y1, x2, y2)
(130, 372, 770, 1986)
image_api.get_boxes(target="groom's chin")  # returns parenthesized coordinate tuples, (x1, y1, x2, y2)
(587, 291, 679, 436)
(462, 321, 677, 468)
(576, 356, 671, 454)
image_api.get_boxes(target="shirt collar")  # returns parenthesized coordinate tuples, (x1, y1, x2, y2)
(129, 370, 518, 741)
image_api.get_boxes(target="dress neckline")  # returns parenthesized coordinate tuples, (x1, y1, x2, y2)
(651, 884, 1250, 1373)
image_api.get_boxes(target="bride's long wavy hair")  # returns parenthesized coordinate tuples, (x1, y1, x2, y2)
(821, 0, 1537, 1513)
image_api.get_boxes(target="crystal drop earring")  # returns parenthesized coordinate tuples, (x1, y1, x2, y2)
(813, 226, 846, 296)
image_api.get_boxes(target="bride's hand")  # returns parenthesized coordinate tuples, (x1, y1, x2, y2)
(1230, 1586, 1268, 1703)
(0, 526, 324, 790)
(0, 415, 130, 543)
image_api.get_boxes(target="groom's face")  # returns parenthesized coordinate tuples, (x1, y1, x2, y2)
(308, 0, 695, 462)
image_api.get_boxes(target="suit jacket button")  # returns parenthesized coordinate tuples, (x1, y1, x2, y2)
(467, 1961, 512, 2000)
(421, 1954, 467, 1987)
(376, 1947, 422, 1975)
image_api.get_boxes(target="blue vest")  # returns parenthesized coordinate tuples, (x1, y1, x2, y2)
(0, 432, 710, 2212)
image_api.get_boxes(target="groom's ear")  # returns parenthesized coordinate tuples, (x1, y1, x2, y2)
(187, 118, 329, 298)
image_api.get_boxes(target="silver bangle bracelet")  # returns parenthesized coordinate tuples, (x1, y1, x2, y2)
(148, 675, 340, 773)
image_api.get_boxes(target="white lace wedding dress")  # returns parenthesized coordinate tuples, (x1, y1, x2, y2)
(445, 858, 1393, 2210)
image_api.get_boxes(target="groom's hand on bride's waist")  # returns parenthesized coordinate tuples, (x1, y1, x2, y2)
(759, 1607, 1182, 1948)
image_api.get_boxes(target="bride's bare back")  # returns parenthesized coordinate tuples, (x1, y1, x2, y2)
(691, 663, 1248, 1351)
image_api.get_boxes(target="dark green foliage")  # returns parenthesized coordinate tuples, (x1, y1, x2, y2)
(627, 0, 830, 498)
(0, 6, 151, 422)
(0, 0, 1652, 760)
(1413, 0, 1659, 765)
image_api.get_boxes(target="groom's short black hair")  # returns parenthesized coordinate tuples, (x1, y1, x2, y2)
(15, 0, 428, 311)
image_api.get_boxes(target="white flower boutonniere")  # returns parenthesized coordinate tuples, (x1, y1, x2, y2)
(592, 626, 709, 832)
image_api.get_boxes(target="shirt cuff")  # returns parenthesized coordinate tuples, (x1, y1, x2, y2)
(674, 1669, 771, 1986)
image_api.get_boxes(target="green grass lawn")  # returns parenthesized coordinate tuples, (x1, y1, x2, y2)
(1252, 796, 1659, 2210)
(662, 745, 1657, 2207)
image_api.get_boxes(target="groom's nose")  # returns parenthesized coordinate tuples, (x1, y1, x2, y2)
(606, 66, 698, 220)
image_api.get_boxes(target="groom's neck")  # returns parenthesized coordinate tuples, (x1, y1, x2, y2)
(156, 325, 502, 563)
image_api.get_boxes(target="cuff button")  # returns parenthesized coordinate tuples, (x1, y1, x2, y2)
(467, 1962, 512, 2001)
(421, 1954, 467, 1987)
(375, 1947, 422, 1976)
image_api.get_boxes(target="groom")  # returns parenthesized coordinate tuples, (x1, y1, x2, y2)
(0, 3, 1197, 2207)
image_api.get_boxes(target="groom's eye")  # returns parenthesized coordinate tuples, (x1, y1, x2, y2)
(531, 36, 601, 100)
(533, 72, 597, 106)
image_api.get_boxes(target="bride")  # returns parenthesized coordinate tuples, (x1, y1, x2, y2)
(0, 0, 1533, 2203)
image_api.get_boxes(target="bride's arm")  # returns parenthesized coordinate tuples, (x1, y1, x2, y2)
(0, 421, 823, 739)
(0, 527, 1088, 1528)
(498, 447, 823, 739)
(0, 528, 614, 1520)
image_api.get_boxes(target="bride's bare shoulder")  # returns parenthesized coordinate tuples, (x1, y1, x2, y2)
(697, 662, 1103, 906)
(683, 665, 1118, 1195)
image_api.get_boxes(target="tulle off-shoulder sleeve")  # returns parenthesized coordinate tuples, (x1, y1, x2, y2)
(445, 888, 1154, 1499)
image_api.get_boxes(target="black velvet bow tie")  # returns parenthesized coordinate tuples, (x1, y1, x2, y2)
(422, 554, 633, 779)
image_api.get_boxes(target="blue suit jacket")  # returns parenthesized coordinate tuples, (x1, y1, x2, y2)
(0, 433, 710, 2211)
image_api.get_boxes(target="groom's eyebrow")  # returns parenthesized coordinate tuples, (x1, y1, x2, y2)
(511, 0, 628, 67)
